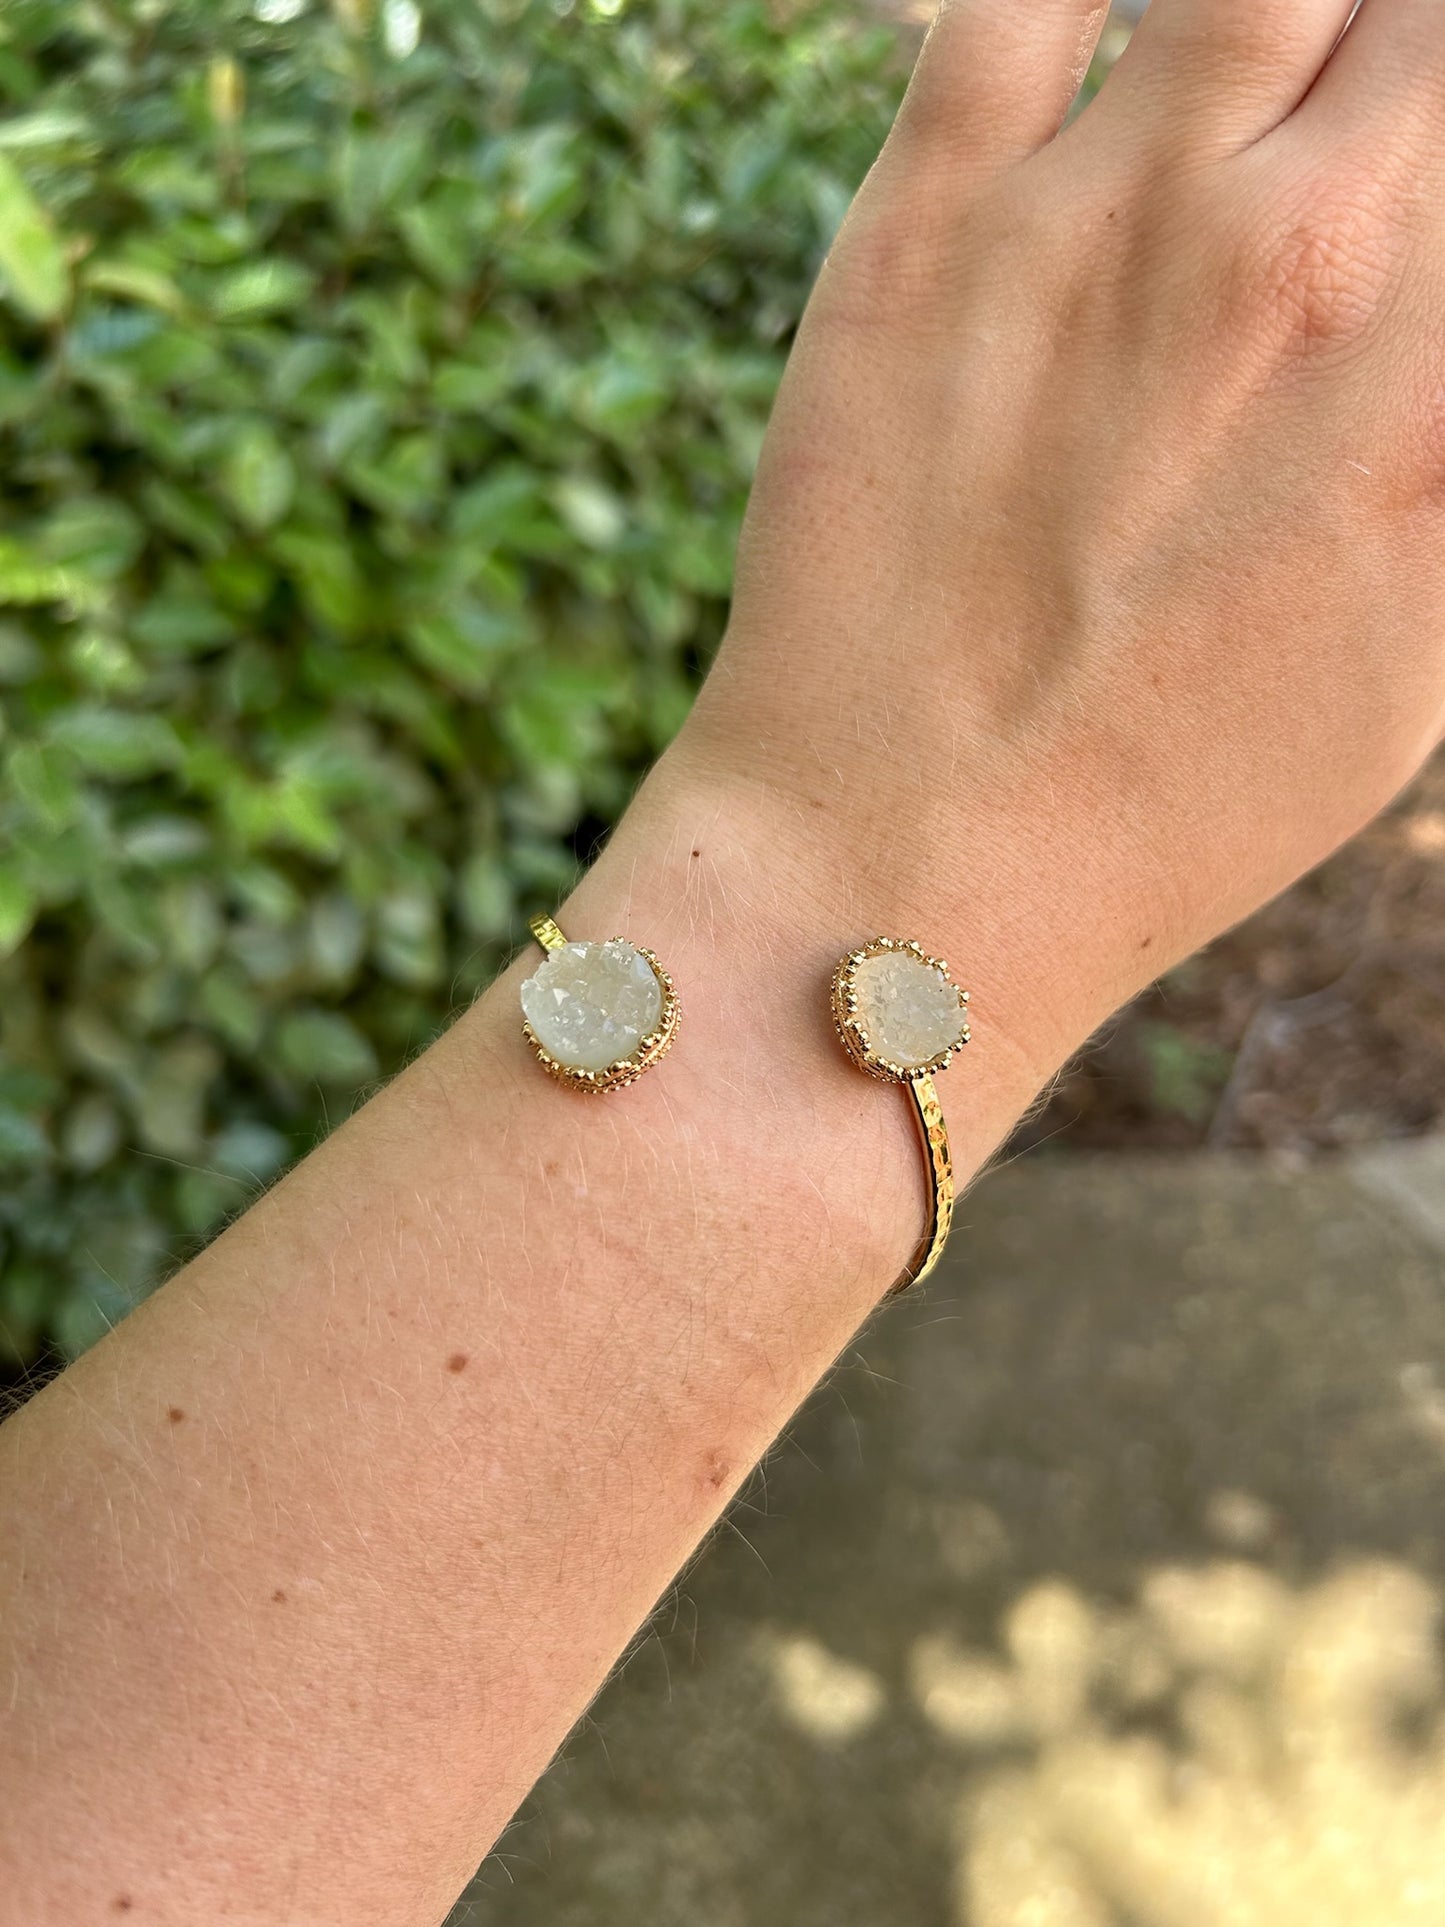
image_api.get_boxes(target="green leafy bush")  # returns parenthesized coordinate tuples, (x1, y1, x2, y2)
(0, 0, 901, 1362)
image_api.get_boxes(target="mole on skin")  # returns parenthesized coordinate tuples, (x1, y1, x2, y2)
(447, 1353, 469, 1374)
(166, 1407, 184, 1425)
(272, 1589, 287, 1604)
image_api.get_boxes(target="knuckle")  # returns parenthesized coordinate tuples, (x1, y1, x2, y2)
(814, 165, 1060, 338)
(1183, 8, 1310, 77)
(811, 170, 961, 334)
(1216, 170, 1402, 370)
(1118, 9, 1322, 130)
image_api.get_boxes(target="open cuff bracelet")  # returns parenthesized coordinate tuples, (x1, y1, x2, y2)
(518, 913, 966, 1294)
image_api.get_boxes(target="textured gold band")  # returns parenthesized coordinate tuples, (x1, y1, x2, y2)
(529, 914, 567, 953)
(899, 1074, 953, 1294)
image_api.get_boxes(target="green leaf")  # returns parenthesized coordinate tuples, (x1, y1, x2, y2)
(0, 538, 90, 609)
(0, 1265, 51, 1370)
(134, 1039, 220, 1158)
(344, 432, 443, 521)
(210, 1120, 291, 1184)
(54, 1275, 138, 1359)
(270, 530, 367, 635)
(432, 359, 514, 413)
(174, 1167, 242, 1237)
(61, 1094, 123, 1173)
(581, 354, 672, 441)
(0, 152, 68, 320)
(8, 740, 81, 828)
(119, 815, 211, 866)
(374, 885, 442, 986)
(316, 392, 386, 468)
(450, 467, 566, 556)
(0, 621, 41, 682)
(221, 424, 296, 532)
(275, 1009, 378, 1086)
(141, 480, 232, 559)
(82, 259, 187, 317)
(198, 969, 264, 1050)
(503, 237, 597, 290)
(0, 109, 95, 151)
(62, 1008, 137, 1080)
(0, 860, 37, 956)
(159, 878, 223, 971)
(0, 1106, 50, 1169)
(335, 127, 431, 234)
(47, 707, 181, 779)
(41, 499, 146, 580)
(402, 602, 524, 692)
(308, 892, 366, 983)
(398, 199, 474, 289)
(553, 475, 627, 549)
(210, 259, 316, 320)
(131, 567, 235, 654)
(457, 851, 512, 940)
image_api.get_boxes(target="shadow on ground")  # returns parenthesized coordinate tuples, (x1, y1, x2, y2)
(451, 1152, 1445, 1926)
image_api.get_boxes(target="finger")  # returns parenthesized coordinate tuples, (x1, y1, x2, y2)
(1089, 0, 1358, 152)
(892, 0, 1112, 176)
(1293, 0, 1445, 145)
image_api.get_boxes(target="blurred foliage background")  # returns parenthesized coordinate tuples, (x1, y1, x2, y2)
(0, 0, 902, 1364)
(4, 0, 1442, 1372)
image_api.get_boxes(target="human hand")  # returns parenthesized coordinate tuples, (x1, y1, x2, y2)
(676, 0, 1445, 1076)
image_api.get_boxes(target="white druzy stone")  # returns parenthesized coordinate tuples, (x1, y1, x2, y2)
(520, 939, 663, 1073)
(853, 950, 965, 1070)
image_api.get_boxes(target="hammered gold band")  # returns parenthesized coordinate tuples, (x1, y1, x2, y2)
(830, 937, 969, 1295)
(901, 1073, 954, 1293)
(529, 914, 566, 953)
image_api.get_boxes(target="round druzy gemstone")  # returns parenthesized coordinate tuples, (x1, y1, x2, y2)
(520, 939, 663, 1073)
(853, 950, 966, 1070)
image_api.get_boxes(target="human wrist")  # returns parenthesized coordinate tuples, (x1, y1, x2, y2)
(521, 736, 1074, 1299)
(550, 757, 924, 1296)
(649, 712, 1123, 1106)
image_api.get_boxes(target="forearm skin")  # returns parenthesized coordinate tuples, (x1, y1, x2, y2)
(0, 753, 1056, 1926)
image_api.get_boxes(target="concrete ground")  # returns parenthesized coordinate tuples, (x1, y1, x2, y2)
(449, 1146, 1445, 1927)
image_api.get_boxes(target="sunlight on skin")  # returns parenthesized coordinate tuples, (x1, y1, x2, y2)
(909, 1561, 1445, 1926)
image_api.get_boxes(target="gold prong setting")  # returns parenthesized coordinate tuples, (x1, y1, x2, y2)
(830, 936, 970, 1085)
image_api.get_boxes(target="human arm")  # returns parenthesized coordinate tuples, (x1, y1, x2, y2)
(6, 0, 1445, 1919)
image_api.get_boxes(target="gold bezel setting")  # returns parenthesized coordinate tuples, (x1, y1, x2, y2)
(830, 936, 970, 1084)
(522, 940, 680, 1094)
